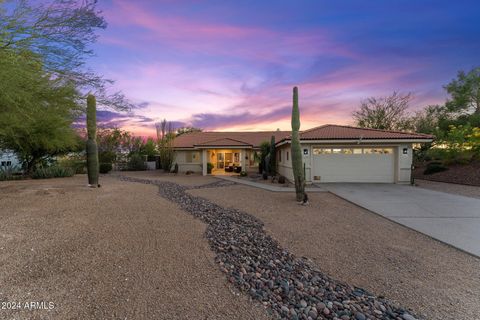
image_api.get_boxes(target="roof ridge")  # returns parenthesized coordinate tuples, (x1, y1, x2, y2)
(327, 124, 433, 137)
(195, 137, 252, 146)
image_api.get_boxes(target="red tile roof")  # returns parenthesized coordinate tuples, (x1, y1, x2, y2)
(174, 131, 290, 148)
(194, 138, 252, 147)
(294, 125, 434, 141)
(173, 125, 433, 148)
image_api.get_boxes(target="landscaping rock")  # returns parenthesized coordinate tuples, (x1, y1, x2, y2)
(117, 175, 423, 320)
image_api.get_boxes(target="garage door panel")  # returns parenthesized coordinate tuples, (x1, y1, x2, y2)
(313, 154, 394, 183)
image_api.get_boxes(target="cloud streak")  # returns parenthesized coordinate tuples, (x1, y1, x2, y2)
(87, 0, 480, 134)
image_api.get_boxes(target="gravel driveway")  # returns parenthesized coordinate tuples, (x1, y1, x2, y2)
(189, 182, 480, 320)
(0, 176, 270, 320)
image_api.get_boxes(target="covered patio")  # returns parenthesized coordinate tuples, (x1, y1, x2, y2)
(195, 138, 256, 176)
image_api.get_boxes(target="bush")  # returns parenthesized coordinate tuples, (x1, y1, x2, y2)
(240, 171, 247, 177)
(173, 163, 178, 174)
(424, 162, 448, 175)
(127, 154, 146, 171)
(58, 159, 86, 174)
(278, 175, 286, 184)
(32, 166, 75, 179)
(207, 162, 214, 174)
(262, 172, 268, 180)
(0, 166, 24, 181)
(99, 163, 113, 174)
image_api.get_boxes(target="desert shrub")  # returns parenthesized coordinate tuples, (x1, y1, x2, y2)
(127, 154, 146, 171)
(424, 162, 448, 175)
(99, 151, 116, 164)
(99, 163, 113, 174)
(240, 171, 247, 177)
(278, 175, 286, 184)
(207, 162, 214, 174)
(0, 166, 24, 181)
(32, 166, 74, 179)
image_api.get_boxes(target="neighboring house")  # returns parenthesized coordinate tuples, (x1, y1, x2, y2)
(173, 124, 433, 184)
(0, 150, 21, 169)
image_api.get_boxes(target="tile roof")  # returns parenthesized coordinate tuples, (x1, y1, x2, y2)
(194, 138, 252, 147)
(173, 125, 433, 148)
(174, 131, 290, 148)
(294, 125, 434, 140)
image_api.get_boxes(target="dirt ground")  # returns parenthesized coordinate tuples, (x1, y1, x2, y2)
(189, 181, 480, 320)
(0, 175, 270, 320)
(415, 178, 480, 199)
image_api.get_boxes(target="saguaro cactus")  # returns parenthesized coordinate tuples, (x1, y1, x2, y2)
(291, 87, 305, 202)
(269, 135, 276, 176)
(86, 94, 99, 187)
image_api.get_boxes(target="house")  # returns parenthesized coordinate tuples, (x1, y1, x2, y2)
(173, 124, 433, 184)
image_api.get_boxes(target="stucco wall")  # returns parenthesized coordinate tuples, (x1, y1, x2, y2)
(277, 142, 414, 184)
(174, 150, 202, 173)
(396, 144, 413, 183)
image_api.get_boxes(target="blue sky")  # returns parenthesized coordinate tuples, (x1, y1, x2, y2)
(87, 0, 480, 136)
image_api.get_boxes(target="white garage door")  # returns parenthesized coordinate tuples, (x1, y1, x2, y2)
(312, 147, 394, 183)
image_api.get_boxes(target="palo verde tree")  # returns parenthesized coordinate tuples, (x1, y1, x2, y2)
(0, 0, 132, 110)
(291, 87, 306, 203)
(86, 94, 99, 187)
(0, 49, 80, 173)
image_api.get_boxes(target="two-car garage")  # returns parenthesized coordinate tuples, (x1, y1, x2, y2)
(275, 124, 433, 184)
(311, 147, 395, 183)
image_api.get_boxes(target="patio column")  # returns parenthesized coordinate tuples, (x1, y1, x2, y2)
(240, 149, 246, 172)
(202, 149, 207, 176)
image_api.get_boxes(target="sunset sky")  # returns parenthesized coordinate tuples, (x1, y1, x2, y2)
(88, 0, 480, 137)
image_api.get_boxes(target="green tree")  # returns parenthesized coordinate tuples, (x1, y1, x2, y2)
(353, 92, 412, 130)
(0, 49, 80, 173)
(445, 67, 480, 115)
(0, 0, 131, 109)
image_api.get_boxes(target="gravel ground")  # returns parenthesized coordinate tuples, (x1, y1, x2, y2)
(119, 175, 422, 320)
(0, 175, 270, 320)
(413, 162, 480, 186)
(415, 179, 480, 199)
(189, 183, 480, 320)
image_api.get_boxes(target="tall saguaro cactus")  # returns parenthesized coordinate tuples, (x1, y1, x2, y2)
(269, 135, 276, 175)
(291, 87, 305, 202)
(86, 94, 99, 187)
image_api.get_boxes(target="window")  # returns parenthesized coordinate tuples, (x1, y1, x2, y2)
(332, 148, 342, 154)
(286, 151, 289, 161)
(364, 148, 393, 154)
(186, 151, 200, 163)
(352, 148, 363, 154)
(278, 150, 282, 162)
(312, 148, 332, 155)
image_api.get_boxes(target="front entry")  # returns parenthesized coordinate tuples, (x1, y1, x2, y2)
(207, 149, 243, 175)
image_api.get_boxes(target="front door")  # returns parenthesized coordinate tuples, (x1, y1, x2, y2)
(216, 152, 224, 169)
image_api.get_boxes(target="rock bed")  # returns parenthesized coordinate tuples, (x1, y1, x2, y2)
(117, 176, 421, 320)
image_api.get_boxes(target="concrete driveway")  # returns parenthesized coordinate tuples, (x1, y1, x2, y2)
(323, 183, 480, 257)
